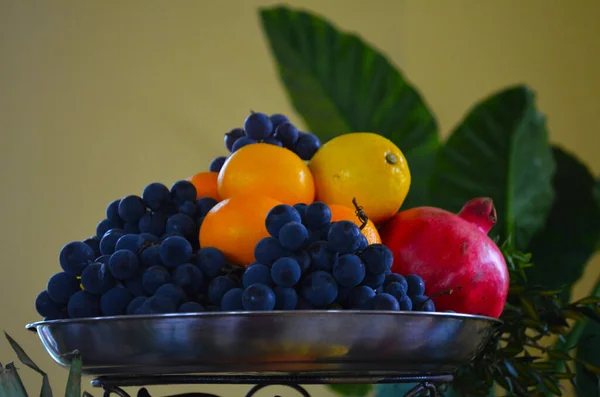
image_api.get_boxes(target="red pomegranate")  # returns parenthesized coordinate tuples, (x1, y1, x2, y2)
(379, 197, 509, 318)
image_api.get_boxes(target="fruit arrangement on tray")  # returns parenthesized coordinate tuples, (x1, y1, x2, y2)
(34, 111, 509, 321)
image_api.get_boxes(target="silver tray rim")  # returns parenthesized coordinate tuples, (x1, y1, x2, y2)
(26, 309, 503, 331)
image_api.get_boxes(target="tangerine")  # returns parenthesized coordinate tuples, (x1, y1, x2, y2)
(328, 203, 381, 245)
(199, 194, 281, 266)
(217, 143, 315, 205)
(187, 171, 220, 201)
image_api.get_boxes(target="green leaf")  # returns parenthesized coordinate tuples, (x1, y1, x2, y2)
(594, 178, 600, 210)
(523, 287, 564, 297)
(562, 308, 587, 323)
(547, 350, 573, 361)
(581, 362, 600, 374)
(4, 332, 53, 397)
(553, 372, 576, 380)
(541, 375, 563, 396)
(520, 297, 540, 321)
(575, 319, 600, 397)
(531, 362, 558, 371)
(259, 6, 440, 208)
(573, 296, 600, 306)
(595, 179, 600, 250)
(557, 278, 600, 357)
(64, 351, 81, 397)
(327, 384, 372, 396)
(0, 363, 28, 397)
(526, 147, 600, 301)
(573, 306, 600, 324)
(429, 85, 555, 248)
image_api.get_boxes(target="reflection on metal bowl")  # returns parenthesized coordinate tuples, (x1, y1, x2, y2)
(26, 310, 501, 376)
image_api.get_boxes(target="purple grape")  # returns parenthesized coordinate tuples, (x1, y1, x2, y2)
(273, 122, 299, 149)
(269, 114, 289, 130)
(244, 112, 273, 140)
(224, 128, 245, 152)
(209, 156, 227, 172)
(232, 136, 257, 152)
(294, 133, 321, 160)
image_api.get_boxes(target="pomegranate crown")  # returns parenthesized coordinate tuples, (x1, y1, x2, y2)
(457, 197, 497, 234)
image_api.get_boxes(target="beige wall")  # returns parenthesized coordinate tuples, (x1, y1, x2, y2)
(1, 1, 598, 396)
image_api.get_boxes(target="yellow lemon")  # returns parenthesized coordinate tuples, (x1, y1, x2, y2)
(309, 133, 411, 225)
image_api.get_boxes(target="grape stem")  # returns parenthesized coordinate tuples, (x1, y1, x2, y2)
(352, 197, 369, 231)
(429, 289, 454, 300)
(221, 263, 245, 276)
(417, 289, 453, 310)
(432, 287, 460, 302)
(139, 241, 156, 253)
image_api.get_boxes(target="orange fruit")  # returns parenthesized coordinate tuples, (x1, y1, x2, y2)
(187, 171, 220, 201)
(217, 143, 315, 205)
(329, 203, 381, 245)
(199, 194, 281, 266)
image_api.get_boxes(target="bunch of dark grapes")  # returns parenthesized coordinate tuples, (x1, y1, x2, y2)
(35, 190, 439, 320)
(35, 179, 226, 320)
(211, 201, 440, 312)
(208, 111, 322, 173)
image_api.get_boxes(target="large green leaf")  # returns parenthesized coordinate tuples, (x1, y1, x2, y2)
(429, 85, 555, 249)
(594, 178, 600, 250)
(525, 147, 600, 299)
(594, 178, 600, 210)
(259, 6, 439, 208)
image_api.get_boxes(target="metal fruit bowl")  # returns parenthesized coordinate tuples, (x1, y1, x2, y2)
(26, 310, 501, 377)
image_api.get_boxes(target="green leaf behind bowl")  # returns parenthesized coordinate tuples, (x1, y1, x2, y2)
(429, 85, 555, 249)
(259, 6, 439, 209)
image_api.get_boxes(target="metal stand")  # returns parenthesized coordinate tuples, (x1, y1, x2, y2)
(91, 373, 454, 397)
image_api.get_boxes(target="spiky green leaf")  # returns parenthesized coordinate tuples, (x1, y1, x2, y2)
(0, 363, 28, 397)
(547, 350, 573, 361)
(575, 319, 600, 397)
(573, 297, 600, 306)
(64, 351, 81, 397)
(4, 332, 52, 397)
(541, 375, 563, 396)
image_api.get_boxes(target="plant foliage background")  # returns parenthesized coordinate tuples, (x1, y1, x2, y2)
(259, 5, 600, 397)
